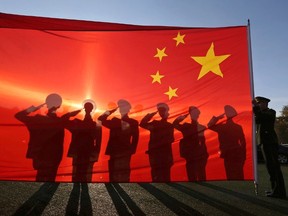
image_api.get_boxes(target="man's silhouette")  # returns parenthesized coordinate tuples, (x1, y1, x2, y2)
(173, 106, 208, 181)
(98, 99, 139, 182)
(253, 96, 286, 198)
(64, 101, 102, 182)
(208, 105, 246, 180)
(140, 103, 174, 182)
(15, 93, 65, 181)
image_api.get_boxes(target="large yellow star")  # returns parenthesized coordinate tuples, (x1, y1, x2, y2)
(173, 32, 185, 46)
(164, 86, 178, 100)
(151, 71, 164, 84)
(154, 47, 167, 62)
(191, 43, 231, 80)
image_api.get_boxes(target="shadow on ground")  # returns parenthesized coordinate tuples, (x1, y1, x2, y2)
(1, 164, 288, 216)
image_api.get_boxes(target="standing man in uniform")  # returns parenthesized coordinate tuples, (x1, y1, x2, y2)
(173, 106, 208, 181)
(15, 93, 65, 182)
(253, 96, 286, 198)
(64, 101, 102, 182)
(140, 103, 174, 182)
(98, 99, 139, 182)
(208, 105, 246, 180)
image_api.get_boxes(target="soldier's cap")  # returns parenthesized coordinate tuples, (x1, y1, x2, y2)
(254, 96, 271, 103)
(157, 102, 169, 111)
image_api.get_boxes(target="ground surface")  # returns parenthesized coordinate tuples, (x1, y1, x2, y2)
(0, 164, 288, 216)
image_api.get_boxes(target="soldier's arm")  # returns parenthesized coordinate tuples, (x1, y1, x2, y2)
(98, 108, 118, 128)
(172, 115, 187, 131)
(140, 112, 156, 130)
(15, 104, 44, 122)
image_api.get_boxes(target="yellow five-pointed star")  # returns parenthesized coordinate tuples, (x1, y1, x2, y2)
(191, 43, 231, 80)
(151, 71, 164, 84)
(173, 32, 185, 46)
(154, 47, 167, 62)
(164, 86, 178, 100)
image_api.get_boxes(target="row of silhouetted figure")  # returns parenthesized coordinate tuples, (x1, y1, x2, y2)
(15, 93, 246, 182)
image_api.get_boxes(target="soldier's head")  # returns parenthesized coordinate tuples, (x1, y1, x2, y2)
(224, 105, 237, 118)
(45, 93, 62, 112)
(117, 99, 131, 116)
(254, 96, 270, 110)
(157, 103, 169, 119)
(84, 102, 94, 114)
(188, 106, 200, 121)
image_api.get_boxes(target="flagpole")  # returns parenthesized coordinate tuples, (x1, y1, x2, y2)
(247, 19, 258, 195)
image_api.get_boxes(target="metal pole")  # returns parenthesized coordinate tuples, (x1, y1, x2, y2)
(247, 19, 258, 195)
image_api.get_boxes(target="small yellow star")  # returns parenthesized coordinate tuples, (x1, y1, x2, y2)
(151, 71, 165, 84)
(154, 47, 168, 62)
(191, 43, 231, 80)
(164, 86, 178, 100)
(173, 32, 185, 46)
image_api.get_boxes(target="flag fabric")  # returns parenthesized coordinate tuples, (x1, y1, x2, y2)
(0, 13, 254, 182)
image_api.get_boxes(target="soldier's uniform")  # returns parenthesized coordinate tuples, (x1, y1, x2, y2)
(253, 96, 286, 198)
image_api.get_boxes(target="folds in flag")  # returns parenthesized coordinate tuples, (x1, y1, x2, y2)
(0, 13, 253, 182)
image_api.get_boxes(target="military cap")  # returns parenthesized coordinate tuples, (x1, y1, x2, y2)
(157, 102, 169, 111)
(254, 96, 271, 103)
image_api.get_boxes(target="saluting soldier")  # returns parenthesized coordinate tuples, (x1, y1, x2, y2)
(140, 103, 174, 182)
(15, 93, 65, 182)
(98, 99, 139, 182)
(253, 96, 286, 199)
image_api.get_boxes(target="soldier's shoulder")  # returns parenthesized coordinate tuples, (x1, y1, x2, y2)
(267, 108, 276, 114)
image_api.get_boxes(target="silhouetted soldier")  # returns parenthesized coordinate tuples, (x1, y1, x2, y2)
(253, 96, 286, 198)
(140, 103, 174, 182)
(15, 93, 65, 181)
(98, 99, 139, 182)
(173, 106, 208, 181)
(208, 105, 246, 180)
(64, 101, 102, 182)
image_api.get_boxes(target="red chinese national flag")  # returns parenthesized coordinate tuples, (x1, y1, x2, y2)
(0, 13, 254, 182)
